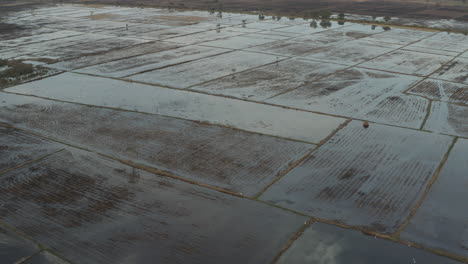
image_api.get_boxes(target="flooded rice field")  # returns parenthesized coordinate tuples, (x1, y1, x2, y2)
(0, 3, 468, 264)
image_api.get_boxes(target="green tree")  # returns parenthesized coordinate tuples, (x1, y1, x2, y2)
(310, 20, 318, 28)
(320, 20, 332, 28)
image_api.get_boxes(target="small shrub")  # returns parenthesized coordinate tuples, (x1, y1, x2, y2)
(319, 20, 332, 28)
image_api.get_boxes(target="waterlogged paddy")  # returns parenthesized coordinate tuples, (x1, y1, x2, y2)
(1, 3, 468, 264)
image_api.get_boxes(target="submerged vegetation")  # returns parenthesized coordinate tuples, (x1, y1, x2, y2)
(0, 60, 33, 78)
(0, 59, 53, 88)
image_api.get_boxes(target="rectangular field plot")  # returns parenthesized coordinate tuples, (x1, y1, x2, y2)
(408, 79, 468, 106)
(76, 45, 229, 78)
(246, 39, 326, 57)
(199, 34, 282, 49)
(241, 32, 293, 40)
(0, 24, 57, 42)
(382, 28, 436, 38)
(278, 223, 461, 264)
(128, 51, 284, 88)
(266, 67, 426, 128)
(209, 26, 260, 34)
(0, 93, 314, 196)
(430, 58, 468, 85)
(0, 226, 41, 263)
(409, 32, 468, 53)
(191, 58, 346, 100)
(49, 41, 182, 70)
(245, 29, 371, 57)
(294, 29, 379, 44)
(44, 19, 131, 33)
(6, 74, 346, 143)
(22, 37, 149, 61)
(260, 121, 452, 233)
(361, 49, 454, 76)
(0, 149, 306, 264)
(13, 33, 112, 55)
(362, 29, 433, 48)
(401, 46, 460, 57)
(401, 139, 468, 258)
(303, 39, 395, 65)
(163, 29, 245, 45)
(333, 23, 386, 34)
(0, 46, 43, 60)
(0, 126, 62, 174)
(94, 24, 171, 37)
(364, 32, 421, 45)
(0, 30, 83, 47)
(130, 26, 208, 40)
(424, 101, 468, 138)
